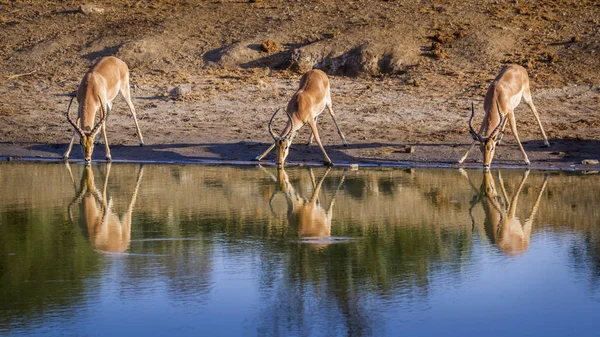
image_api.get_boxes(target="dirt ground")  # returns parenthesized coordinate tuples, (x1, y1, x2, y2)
(1, 0, 599, 170)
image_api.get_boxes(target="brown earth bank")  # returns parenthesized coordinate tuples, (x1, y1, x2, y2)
(1, 0, 599, 170)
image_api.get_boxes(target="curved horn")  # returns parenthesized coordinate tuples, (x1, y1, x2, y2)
(268, 108, 281, 141)
(66, 96, 85, 136)
(285, 110, 294, 137)
(90, 95, 108, 136)
(468, 102, 482, 141)
(487, 100, 504, 140)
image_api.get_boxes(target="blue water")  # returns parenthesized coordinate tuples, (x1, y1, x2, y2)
(1, 163, 599, 336)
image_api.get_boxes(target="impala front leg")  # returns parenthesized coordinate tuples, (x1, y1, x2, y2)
(458, 140, 477, 164)
(306, 115, 318, 145)
(507, 111, 530, 165)
(255, 142, 276, 161)
(99, 109, 111, 162)
(63, 117, 80, 161)
(307, 119, 333, 166)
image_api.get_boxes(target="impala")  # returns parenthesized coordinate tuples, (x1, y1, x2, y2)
(63, 56, 144, 163)
(255, 69, 348, 167)
(458, 64, 549, 169)
(67, 163, 144, 253)
(461, 169, 548, 256)
(263, 167, 346, 243)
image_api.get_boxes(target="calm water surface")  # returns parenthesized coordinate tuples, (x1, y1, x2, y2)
(1, 163, 599, 336)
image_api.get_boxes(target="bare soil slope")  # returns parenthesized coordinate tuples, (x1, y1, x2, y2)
(1, 0, 599, 169)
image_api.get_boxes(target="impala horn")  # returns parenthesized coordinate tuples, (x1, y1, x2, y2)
(268, 108, 282, 141)
(66, 96, 85, 137)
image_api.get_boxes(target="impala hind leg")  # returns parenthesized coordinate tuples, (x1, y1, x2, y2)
(522, 88, 549, 147)
(63, 118, 80, 161)
(507, 111, 530, 165)
(121, 82, 144, 146)
(327, 104, 348, 146)
(256, 142, 277, 161)
(458, 141, 477, 164)
(307, 119, 333, 166)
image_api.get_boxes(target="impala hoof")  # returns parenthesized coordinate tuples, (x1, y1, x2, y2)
(140, 142, 145, 147)
(343, 142, 349, 147)
(106, 156, 112, 162)
(525, 160, 531, 166)
(543, 141, 550, 147)
(324, 161, 334, 167)
(62, 156, 69, 162)
(254, 156, 261, 161)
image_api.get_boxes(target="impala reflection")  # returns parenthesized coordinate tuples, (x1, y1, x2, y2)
(462, 169, 548, 256)
(263, 167, 346, 246)
(66, 163, 144, 253)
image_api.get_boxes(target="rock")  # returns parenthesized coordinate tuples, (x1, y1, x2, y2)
(581, 159, 599, 165)
(79, 4, 105, 15)
(170, 84, 193, 100)
(350, 164, 359, 171)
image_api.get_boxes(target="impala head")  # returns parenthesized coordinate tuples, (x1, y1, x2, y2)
(268, 108, 296, 168)
(468, 101, 505, 170)
(66, 96, 107, 164)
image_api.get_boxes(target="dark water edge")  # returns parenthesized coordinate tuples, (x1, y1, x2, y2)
(1, 163, 599, 336)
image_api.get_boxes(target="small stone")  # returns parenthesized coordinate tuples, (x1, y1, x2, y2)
(170, 84, 193, 100)
(404, 145, 415, 153)
(571, 35, 581, 43)
(581, 159, 599, 165)
(350, 164, 359, 171)
(79, 4, 105, 15)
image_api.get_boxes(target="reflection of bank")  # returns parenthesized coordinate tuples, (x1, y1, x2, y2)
(262, 167, 346, 244)
(66, 163, 144, 253)
(462, 169, 549, 256)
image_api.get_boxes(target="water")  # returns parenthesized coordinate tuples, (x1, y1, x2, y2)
(1, 163, 599, 336)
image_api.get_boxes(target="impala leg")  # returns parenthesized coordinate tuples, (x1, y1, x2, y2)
(122, 84, 144, 146)
(307, 116, 318, 145)
(327, 105, 348, 146)
(256, 142, 276, 161)
(63, 117, 80, 161)
(507, 111, 530, 165)
(100, 106, 112, 162)
(307, 119, 333, 166)
(94, 103, 111, 145)
(523, 90, 549, 147)
(458, 141, 477, 164)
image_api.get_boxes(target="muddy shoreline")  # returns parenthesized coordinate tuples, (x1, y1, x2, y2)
(2, 141, 599, 172)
